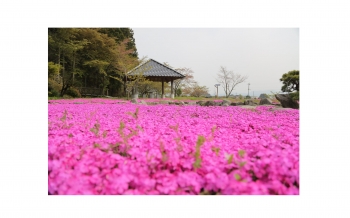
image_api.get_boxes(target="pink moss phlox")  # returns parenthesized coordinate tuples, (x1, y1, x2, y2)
(48, 99, 299, 195)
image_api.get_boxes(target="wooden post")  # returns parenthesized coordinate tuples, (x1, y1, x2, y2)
(170, 80, 174, 99)
(162, 79, 165, 99)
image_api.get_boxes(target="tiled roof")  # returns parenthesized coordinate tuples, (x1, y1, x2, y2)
(127, 59, 185, 78)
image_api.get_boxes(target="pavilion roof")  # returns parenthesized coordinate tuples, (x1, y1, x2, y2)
(127, 59, 185, 82)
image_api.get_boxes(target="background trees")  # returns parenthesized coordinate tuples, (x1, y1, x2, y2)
(280, 70, 299, 92)
(216, 66, 248, 98)
(189, 82, 209, 97)
(280, 70, 299, 100)
(173, 67, 196, 97)
(48, 28, 139, 97)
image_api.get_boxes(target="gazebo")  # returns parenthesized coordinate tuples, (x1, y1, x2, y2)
(127, 59, 185, 99)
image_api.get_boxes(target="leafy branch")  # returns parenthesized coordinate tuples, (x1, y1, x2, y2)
(193, 135, 205, 169)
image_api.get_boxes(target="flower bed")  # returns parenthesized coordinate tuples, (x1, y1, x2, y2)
(48, 99, 299, 195)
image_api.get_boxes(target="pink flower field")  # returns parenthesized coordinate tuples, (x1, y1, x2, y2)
(48, 99, 299, 195)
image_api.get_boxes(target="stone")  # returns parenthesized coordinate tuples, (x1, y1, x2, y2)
(139, 100, 147, 105)
(197, 101, 206, 106)
(204, 101, 216, 106)
(132, 93, 139, 99)
(239, 105, 256, 109)
(258, 93, 268, 99)
(159, 100, 169, 105)
(272, 107, 294, 111)
(175, 101, 185, 105)
(244, 100, 255, 106)
(259, 98, 272, 105)
(130, 98, 138, 104)
(275, 94, 299, 109)
(168, 101, 176, 105)
(187, 101, 197, 105)
(146, 102, 158, 105)
(221, 100, 231, 106)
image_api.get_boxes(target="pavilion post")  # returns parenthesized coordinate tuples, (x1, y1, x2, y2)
(162, 79, 165, 99)
(132, 82, 138, 99)
(170, 80, 174, 99)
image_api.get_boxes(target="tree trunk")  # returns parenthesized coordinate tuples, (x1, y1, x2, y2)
(72, 50, 75, 85)
(124, 75, 127, 97)
(60, 54, 72, 96)
(58, 47, 61, 80)
(162, 79, 165, 98)
(170, 80, 174, 99)
(60, 53, 65, 96)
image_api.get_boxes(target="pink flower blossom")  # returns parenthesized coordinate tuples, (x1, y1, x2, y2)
(48, 99, 299, 195)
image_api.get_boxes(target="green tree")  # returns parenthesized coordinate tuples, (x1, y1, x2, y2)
(99, 28, 138, 58)
(48, 28, 81, 96)
(280, 70, 299, 92)
(48, 28, 140, 97)
(48, 62, 60, 78)
(190, 82, 209, 97)
(176, 88, 182, 97)
(280, 70, 299, 100)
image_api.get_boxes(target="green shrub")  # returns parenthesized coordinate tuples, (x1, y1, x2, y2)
(66, 87, 81, 98)
(48, 89, 60, 97)
(48, 79, 62, 97)
(63, 94, 73, 99)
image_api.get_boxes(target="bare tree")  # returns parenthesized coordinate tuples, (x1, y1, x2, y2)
(216, 66, 248, 98)
(173, 67, 196, 97)
(162, 63, 196, 97)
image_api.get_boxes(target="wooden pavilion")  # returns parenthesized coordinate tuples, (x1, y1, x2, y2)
(127, 59, 185, 99)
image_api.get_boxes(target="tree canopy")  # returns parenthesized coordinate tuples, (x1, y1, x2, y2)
(190, 82, 209, 97)
(48, 28, 139, 97)
(280, 70, 299, 101)
(280, 70, 299, 93)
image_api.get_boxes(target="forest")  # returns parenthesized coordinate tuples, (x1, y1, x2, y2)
(48, 28, 142, 98)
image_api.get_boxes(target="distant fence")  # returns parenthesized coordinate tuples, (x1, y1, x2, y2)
(77, 87, 106, 97)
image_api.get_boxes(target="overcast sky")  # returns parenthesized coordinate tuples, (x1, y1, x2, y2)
(132, 28, 299, 97)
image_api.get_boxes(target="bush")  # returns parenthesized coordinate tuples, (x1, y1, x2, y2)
(289, 91, 299, 101)
(63, 94, 73, 99)
(48, 79, 62, 97)
(48, 89, 60, 97)
(65, 87, 81, 98)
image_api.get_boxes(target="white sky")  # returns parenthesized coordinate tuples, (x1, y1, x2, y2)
(133, 28, 299, 97)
